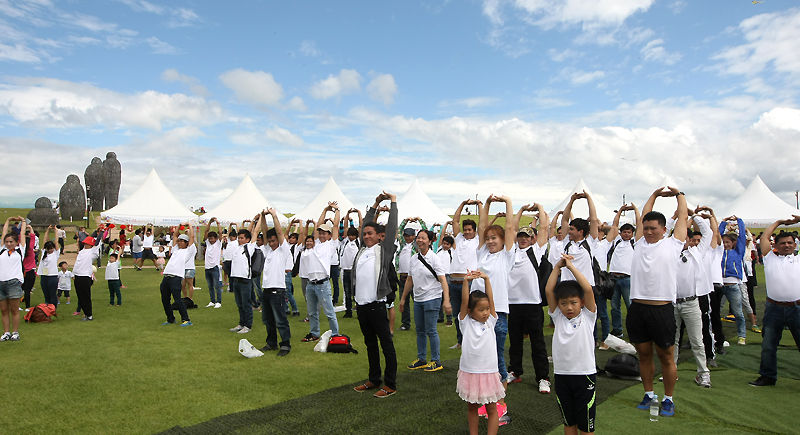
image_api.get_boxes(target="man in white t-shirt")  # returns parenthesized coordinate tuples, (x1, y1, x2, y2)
(159, 225, 196, 327)
(448, 199, 481, 348)
(607, 204, 640, 337)
(203, 218, 223, 308)
(142, 225, 158, 269)
(749, 216, 800, 387)
(629, 187, 687, 418)
(257, 208, 292, 357)
(300, 203, 341, 342)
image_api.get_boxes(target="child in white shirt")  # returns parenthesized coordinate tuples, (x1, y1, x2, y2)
(155, 245, 167, 272)
(57, 261, 73, 305)
(545, 254, 597, 435)
(106, 253, 122, 306)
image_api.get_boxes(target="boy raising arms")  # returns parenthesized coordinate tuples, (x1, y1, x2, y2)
(545, 254, 597, 435)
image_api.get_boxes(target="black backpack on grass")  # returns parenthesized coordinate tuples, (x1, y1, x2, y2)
(602, 354, 640, 380)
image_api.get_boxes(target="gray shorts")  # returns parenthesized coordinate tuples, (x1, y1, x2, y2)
(185, 269, 196, 279)
(0, 279, 23, 301)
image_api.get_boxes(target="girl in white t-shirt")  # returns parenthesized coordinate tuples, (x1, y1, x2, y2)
(457, 271, 504, 435)
(155, 245, 167, 271)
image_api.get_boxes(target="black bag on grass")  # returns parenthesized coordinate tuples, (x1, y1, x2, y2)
(603, 354, 640, 379)
(327, 334, 358, 354)
(172, 297, 198, 310)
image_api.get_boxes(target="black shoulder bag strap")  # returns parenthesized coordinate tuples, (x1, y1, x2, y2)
(417, 253, 439, 280)
(243, 245, 251, 275)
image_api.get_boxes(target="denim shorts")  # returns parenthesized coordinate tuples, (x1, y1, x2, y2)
(0, 279, 23, 301)
(185, 268, 196, 279)
(132, 251, 142, 259)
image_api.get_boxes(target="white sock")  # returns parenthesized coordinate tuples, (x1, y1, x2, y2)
(664, 395, 673, 402)
(646, 391, 655, 398)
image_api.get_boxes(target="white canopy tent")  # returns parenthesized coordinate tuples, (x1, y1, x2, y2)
(647, 175, 695, 219)
(378, 179, 452, 226)
(718, 175, 800, 227)
(291, 176, 356, 223)
(549, 179, 621, 224)
(101, 169, 198, 226)
(198, 174, 288, 226)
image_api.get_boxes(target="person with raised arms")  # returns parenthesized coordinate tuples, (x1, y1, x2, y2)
(340, 208, 362, 319)
(299, 202, 341, 342)
(72, 230, 102, 322)
(38, 225, 61, 309)
(203, 218, 223, 308)
(0, 217, 27, 341)
(257, 208, 292, 357)
(448, 198, 482, 349)
(606, 204, 640, 338)
(629, 186, 687, 418)
(229, 219, 258, 334)
(352, 191, 399, 398)
(159, 224, 195, 327)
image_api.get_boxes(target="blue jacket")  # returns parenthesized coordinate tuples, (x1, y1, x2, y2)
(720, 218, 746, 280)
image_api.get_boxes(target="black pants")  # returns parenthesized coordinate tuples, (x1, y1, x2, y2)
(22, 270, 36, 308)
(399, 275, 411, 328)
(746, 279, 757, 316)
(160, 276, 189, 323)
(330, 265, 341, 305)
(357, 302, 397, 390)
(508, 303, 550, 381)
(698, 294, 715, 359)
(74, 276, 94, 317)
(342, 270, 353, 314)
(710, 285, 725, 347)
(58, 238, 65, 254)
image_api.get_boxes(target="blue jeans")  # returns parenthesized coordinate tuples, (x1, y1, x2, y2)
(261, 288, 291, 348)
(448, 278, 465, 344)
(251, 275, 262, 307)
(330, 265, 341, 305)
(594, 292, 610, 342)
(231, 278, 253, 328)
(759, 301, 800, 381)
(414, 297, 442, 362)
(205, 266, 222, 304)
(495, 312, 508, 383)
(285, 272, 298, 313)
(610, 276, 631, 334)
(306, 280, 339, 337)
(721, 284, 746, 338)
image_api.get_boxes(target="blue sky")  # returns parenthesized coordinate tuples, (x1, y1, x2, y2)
(1, 0, 799, 218)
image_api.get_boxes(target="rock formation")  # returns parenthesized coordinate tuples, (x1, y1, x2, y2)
(59, 175, 85, 221)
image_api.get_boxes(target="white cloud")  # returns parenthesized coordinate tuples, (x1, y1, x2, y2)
(558, 67, 605, 85)
(512, 0, 654, 29)
(641, 39, 681, 65)
(299, 40, 321, 57)
(547, 48, 580, 62)
(309, 69, 363, 100)
(220, 69, 285, 107)
(0, 76, 224, 130)
(145, 36, 179, 54)
(161, 68, 209, 97)
(0, 42, 41, 62)
(711, 8, 800, 77)
(265, 126, 304, 147)
(439, 97, 499, 109)
(752, 107, 800, 132)
(482, 0, 504, 25)
(668, 1, 687, 14)
(366, 74, 397, 106)
(286, 96, 307, 111)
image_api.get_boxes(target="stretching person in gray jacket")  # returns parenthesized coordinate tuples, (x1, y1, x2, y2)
(352, 191, 399, 398)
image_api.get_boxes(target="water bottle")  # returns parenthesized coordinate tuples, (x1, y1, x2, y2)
(649, 395, 660, 421)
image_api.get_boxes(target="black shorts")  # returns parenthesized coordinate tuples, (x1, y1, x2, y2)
(555, 374, 596, 433)
(142, 248, 156, 260)
(626, 302, 676, 349)
(58, 290, 70, 297)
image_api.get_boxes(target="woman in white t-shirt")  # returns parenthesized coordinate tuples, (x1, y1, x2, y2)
(1, 217, 27, 341)
(457, 270, 504, 435)
(471, 194, 516, 421)
(38, 226, 61, 308)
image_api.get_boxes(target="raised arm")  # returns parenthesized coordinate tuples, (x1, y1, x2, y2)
(452, 199, 470, 237)
(550, 211, 563, 240)
(560, 193, 578, 240)
(478, 194, 493, 248)
(331, 203, 341, 241)
(535, 204, 550, 247)
(269, 209, 285, 245)
(567, 256, 595, 312)
(203, 217, 217, 240)
(44, 225, 53, 243)
(495, 195, 515, 251)
(668, 187, 688, 242)
(759, 217, 800, 257)
(188, 223, 196, 246)
(585, 191, 599, 240)
(171, 226, 179, 247)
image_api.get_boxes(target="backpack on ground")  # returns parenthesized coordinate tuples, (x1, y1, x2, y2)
(602, 354, 641, 380)
(172, 297, 198, 310)
(326, 334, 358, 354)
(24, 303, 57, 323)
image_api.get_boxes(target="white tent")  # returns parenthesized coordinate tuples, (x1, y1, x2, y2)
(718, 175, 799, 227)
(198, 174, 288, 226)
(291, 176, 356, 223)
(549, 179, 620, 224)
(648, 175, 695, 218)
(101, 169, 198, 226)
(378, 178, 452, 226)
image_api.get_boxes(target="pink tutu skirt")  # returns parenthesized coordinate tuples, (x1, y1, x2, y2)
(456, 370, 506, 405)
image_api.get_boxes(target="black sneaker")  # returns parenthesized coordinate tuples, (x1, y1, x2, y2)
(343, 312, 353, 318)
(260, 345, 278, 352)
(291, 312, 300, 317)
(715, 346, 727, 355)
(277, 346, 290, 357)
(399, 325, 410, 331)
(610, 330, 623, 338)
(749, 376, 776, 387)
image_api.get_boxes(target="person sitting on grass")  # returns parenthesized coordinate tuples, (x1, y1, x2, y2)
(749, 215, 800, 387)
(545, 254, 597, 435)
(0, 216, 27, 341)
(106, 253, 122, 306)
(159, 225, 195, 327)
(399, 229, 452, 372)
(457, 270, 504, 435)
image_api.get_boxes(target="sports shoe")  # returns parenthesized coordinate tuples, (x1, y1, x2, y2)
(445, 320, 453, 327)
(301, 333, 319, 342)
(749, 376, 776, 387)
(374, 387, 396, 398)
(598, 342, 610, 350)
(538, 379, 551, 393)
(507, 371, 522, 384)
(291, 312, 300, 317)
(478, 405, 487, 417)
(722, 314, 735, 323)
(9, 332, 19, 341)
(230, 325, 243, 332)
(205, 302, 215, 308)
(738, 337, 746, 346)
(0, 332, 11, 342)
(354, 381, 378, 392)
(343, 312, 353, 318)
(637, 394, 657, 410)
(81, 316, 93, 321)
(715, 346, 728, 355)
(695, 372, 711, 388)
(449, 343, 461, 349)
(751, 325, 762, 333)
(407, 359, 428, 370)
(276, 346, 290, 357)
(237, 326, 250, 334)
(424, 361, 443, 372)
(610, 330, 623, 338)
(399, 325, 410, 331)
(660, 398, 674, 417)
(260, 344, 278, 352)
(707, 358, 718, 368)
(214, 303, 221, 308)
(161, 321, 175, 325)
(498, 413, 511, 426)
(179, 320, 191, 327)
(497, 402, 508, 418)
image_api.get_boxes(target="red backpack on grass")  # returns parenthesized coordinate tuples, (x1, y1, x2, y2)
(24, 304, 57, 323)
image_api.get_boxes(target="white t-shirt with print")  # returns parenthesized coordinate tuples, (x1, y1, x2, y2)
(458, 313, 498, 374)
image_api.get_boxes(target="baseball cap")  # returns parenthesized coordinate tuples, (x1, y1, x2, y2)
(178, 234, 190, 241)
(403, 228, 416, 236)
(318, 223, 333, 232)
(517, 227, 535, 237)
(82, 236, 96, 246)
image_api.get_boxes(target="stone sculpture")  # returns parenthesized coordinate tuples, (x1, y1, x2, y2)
(26, 197, 59, 226)
(85, 157, 105, 211)
(59, 175, 85, 222)
(103, 152, 121, 209)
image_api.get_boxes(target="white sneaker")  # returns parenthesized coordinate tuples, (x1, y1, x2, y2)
(205, 302, 215, 308)
(449, 343, 461, 349)
(230, 325, 243, 332)
(237, 326, 251, 334)
(0, 332, 11, 342)
(214, 303, 221, 309)
(695, 372, 711, 388)
(538, 379, 551, 394)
